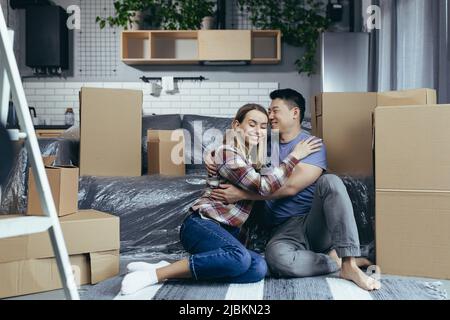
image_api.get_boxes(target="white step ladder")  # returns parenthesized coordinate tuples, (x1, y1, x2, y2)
(0, 5, 79, 300)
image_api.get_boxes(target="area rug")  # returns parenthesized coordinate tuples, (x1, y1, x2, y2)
(78, 257, 447, 300)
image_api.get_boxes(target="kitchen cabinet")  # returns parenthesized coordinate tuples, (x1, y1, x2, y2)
(121, 30, 281, 65)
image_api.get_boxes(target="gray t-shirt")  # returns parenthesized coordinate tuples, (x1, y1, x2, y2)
(264, 131, 327, 226)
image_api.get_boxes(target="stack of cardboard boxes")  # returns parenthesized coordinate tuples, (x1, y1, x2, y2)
(375, 105, 450, 279)
(311, 88, 436, 176)
(0, 87, 147, 299)
(0, 152, 120, 298)
(312, 88, 450, 280)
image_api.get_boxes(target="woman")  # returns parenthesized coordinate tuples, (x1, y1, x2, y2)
(121, 104, 322, 295)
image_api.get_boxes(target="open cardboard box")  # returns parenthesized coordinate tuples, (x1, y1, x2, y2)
(147, 129, 185, 176)
(27, 156, 79, 217)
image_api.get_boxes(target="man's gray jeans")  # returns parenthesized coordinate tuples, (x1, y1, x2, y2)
(265, 174, 361, 278)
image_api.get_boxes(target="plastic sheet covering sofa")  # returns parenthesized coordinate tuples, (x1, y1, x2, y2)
(0, 115, 375, 261)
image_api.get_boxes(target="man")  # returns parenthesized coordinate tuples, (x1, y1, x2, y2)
(207, 89, 380, 291)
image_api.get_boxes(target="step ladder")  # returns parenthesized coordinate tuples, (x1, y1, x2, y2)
(0, 5, 79, 300)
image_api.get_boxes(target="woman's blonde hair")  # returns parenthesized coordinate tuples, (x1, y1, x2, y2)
(224, 104, 268, 170)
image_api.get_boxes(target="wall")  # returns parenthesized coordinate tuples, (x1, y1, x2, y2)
(3, 0, 317, 117)
(24, 81, 278, 126)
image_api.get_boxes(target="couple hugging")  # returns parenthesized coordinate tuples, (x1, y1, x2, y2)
(120, 89, 381, 295)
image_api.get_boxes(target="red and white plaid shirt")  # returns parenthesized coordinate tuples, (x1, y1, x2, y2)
(190, 145, 300, 227)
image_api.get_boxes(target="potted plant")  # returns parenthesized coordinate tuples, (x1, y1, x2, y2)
(238, 0, 330, 75)
(96, 0, 216, 31)
(161, 0, 215, 30)
(96, 0, 156, 30)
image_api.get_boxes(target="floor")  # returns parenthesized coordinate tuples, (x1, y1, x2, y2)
(5, 275, 450, 300)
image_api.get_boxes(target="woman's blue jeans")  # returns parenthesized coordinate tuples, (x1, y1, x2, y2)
(180, 212, 267, 283)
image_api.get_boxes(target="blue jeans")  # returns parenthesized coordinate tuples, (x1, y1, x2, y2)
(180, 212, 267, 283)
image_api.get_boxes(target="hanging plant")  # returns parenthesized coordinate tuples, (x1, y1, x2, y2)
(96, 0, 215, 30)
(238, 0, 330, 76)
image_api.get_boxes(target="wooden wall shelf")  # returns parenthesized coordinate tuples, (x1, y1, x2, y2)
(121, 30, 281, 65)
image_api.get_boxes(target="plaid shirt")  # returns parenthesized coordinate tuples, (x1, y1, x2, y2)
(190, 145, 300, 227)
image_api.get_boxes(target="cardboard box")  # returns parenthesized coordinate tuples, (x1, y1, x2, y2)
(376, 191, 450, 279)
(27, 158, 79, 217)
(147, 129, 185, 176)
(375, 105, 450, 191)
(0, 250, 119, 299)
(79, 87, 142, 177)
(311, 88, 437, 176)
(0, 210, 120, 263)
(375, 105, 450, 279)
(377, 88, 436, 107)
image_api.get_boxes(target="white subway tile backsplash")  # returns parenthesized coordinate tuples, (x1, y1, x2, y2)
(24, 81, 278, 123)
(179, 82, 201, 89)
(249, 89, 269, 95)
(27, 95, 45, 101)
(64, 82, 84, 89)
(83, 82, 104, 88)
(230, 89, 249, 95)
(220, 96, 239, 102)
(160, 95, 181, 102)
(200, 82, 220, 89)
(45, 95, 65, 102)
(240, 95, 259, 102)
(195, 102, 211, 109)
(54, 89, 75, 95)
(181, 95, 199, 102)
(103, 83, 124, 89)
(45, 83, 65, 89)
(210, 89, 229, 95)
(24, 82, 45, 89)
(189, 89, 210, 95)
(259, 83, 279, 89)
(239, 82, 259, 89)
(201, 96, 219, 102)
(39, 89, 55, 95)
(220, 82, 240, 89)
(121, 83, 144, 90)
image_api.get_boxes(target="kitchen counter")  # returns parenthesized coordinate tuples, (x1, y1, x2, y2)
(34, 125, 71, 130)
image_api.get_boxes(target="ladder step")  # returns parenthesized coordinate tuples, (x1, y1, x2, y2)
(0, 216, 53, 239)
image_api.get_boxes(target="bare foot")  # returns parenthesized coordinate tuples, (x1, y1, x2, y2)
(327, 249, 342, 269)
(340, 259, 381, 291)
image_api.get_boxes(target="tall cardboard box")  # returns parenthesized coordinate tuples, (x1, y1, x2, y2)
(27, 159, 79, 217)
(79, 87, 142, 177)
(0, 210, 120, 298)
(375, 105, 450, 279)
(311, 88, 436, 176)
(147, 129, 185, 176)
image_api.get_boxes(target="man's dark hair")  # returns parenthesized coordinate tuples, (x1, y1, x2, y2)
(270, 89, 306, 124)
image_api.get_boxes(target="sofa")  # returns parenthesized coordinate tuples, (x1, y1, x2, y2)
(0, 114, 375, 261)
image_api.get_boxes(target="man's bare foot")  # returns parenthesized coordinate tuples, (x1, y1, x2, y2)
(327, 249, 342, 269)
(340, 259, 381, 291)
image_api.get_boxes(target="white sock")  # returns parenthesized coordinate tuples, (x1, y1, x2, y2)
(120, 270, 158, 295)
(126, 260, 170, 273)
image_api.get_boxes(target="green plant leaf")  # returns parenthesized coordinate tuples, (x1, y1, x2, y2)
(239, 0, 329, 75)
